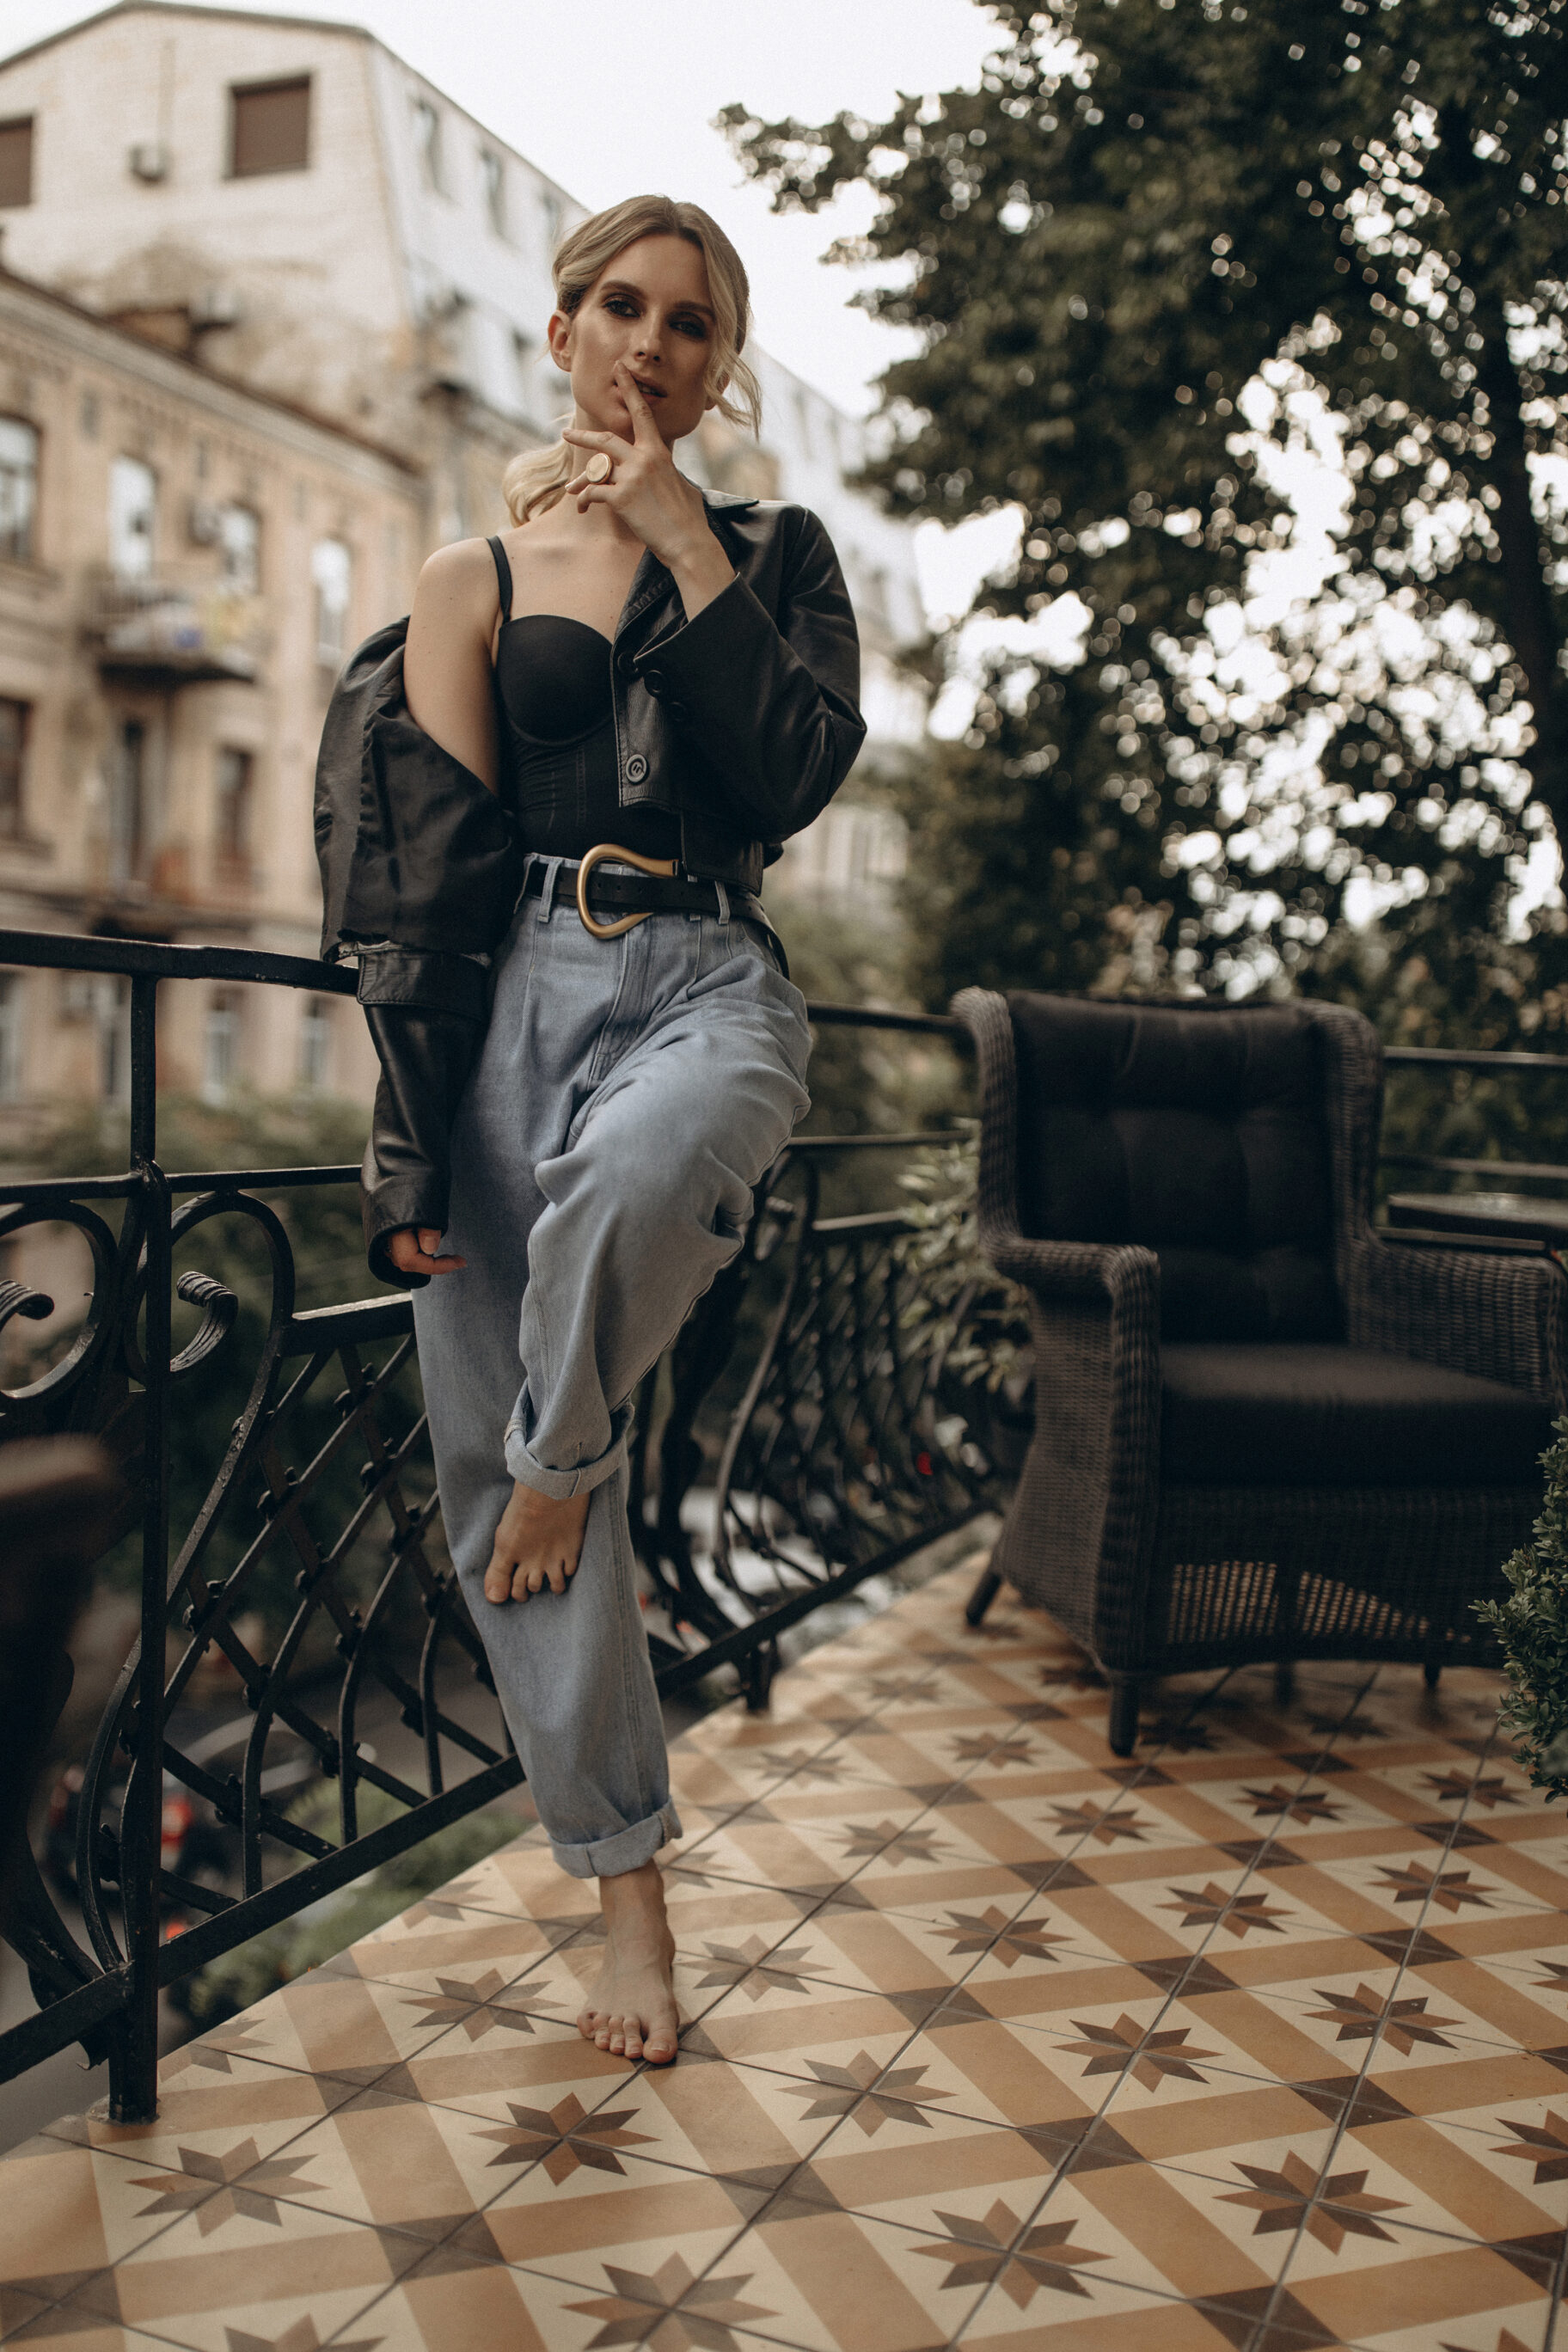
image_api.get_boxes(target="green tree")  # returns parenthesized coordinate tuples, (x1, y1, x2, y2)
(724, 0, 1568, 1025)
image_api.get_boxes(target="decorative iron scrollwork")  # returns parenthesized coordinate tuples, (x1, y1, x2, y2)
(0, 924, 986, 2126)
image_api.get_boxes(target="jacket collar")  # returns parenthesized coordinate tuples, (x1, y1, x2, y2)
(615, 482, 760, 637)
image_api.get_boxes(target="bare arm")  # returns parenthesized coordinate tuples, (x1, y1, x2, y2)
(403, 538, 501, 793)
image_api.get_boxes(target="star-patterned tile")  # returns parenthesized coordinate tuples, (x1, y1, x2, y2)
(3, 1553, 1565, 2352)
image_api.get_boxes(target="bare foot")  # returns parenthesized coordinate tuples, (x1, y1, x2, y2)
(484, 1479, 590, 1604)
(577, 1860, 679, 2064)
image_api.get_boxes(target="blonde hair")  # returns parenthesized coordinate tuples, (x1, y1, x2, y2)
(502, 195, 763, 526)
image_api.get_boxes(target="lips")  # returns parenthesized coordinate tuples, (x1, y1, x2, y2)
(629, 375, 665, 399)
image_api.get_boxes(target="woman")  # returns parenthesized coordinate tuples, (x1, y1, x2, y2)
(316, 196, 865, 2066)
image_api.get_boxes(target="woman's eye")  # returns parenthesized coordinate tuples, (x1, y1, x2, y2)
(604, 296, 638, 317)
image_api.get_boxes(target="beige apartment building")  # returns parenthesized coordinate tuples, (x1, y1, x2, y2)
(0, 263, 418, 1109)
(0, 0, 925, 1116)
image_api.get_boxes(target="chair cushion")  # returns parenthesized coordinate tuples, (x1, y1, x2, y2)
(1161, 1344, 1553, 1489)
(1007, 994, 1339, 1343)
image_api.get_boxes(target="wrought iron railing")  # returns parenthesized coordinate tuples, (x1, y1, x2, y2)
(0, 928, 995, 2125)
(1381, 1042, 1568, 1197)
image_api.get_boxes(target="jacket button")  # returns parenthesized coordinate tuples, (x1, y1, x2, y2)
(617, 646, 637, 678)
(625, 754, 648, 784)
(643, 665, 668, 696)
(667, 699, 691, 725)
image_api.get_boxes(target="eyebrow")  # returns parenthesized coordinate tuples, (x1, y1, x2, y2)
(597, 278, 714, 321)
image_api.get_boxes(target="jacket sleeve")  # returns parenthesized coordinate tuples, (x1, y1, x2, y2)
(355, 951, 489, 1287)
(315, 625, 526, 1282)
(647, 507, 867, 842)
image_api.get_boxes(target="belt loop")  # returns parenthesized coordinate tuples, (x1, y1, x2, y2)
(537, 855, 565, 923)
(713, 879, 731, 925)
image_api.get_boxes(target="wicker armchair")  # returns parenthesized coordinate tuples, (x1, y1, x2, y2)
(953, 989, 1568, 1755)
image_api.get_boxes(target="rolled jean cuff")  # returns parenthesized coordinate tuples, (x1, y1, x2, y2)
(549, 1800, 683, 1881)
(503, 1414, 628, 1499)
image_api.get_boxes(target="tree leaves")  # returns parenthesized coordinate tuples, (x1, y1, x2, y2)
(726, 0, 1568, 1024)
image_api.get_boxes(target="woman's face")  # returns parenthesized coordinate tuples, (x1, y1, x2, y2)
(549, 234, 721, 448)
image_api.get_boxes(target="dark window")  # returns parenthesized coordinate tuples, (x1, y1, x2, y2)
(110, 719, 145, 885)
(0, 419, 38, 562)
(230, 77, 310, 178)
(214, 745, 252, 862)
(0, 698, 28, 836)
(99, 977, 130, 1104)
(0, 117, 34, 209)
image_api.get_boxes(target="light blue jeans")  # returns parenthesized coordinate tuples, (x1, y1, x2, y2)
(413, 864, 811, 1877)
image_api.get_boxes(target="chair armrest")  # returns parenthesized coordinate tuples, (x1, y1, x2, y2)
(950, 989, 1165, 1657)
(1344, 1231, 1568, 1409)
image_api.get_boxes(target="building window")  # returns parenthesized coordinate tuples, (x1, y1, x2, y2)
(0, 117, 34, 209)
(479, 147, 506, 237)
(412, 99, 444, 193)
(0, 418, 38, 562)
(108, 456, 156, 579)
(203, 989, 240, 1103)
(0, 698, 27, 837)
(230, 77, 310, 178)
(0, 974, 21, 1102)
(80, 389, 99, 438)
(109, 718, 146, 885)
(214, 745, 252, 867)
(98, 977, 130, 1106)
(219, 503, 260, 594)
(539, 191, 560, 249)
(299, 996, 331, 1092)
(311, 536, 352, 667)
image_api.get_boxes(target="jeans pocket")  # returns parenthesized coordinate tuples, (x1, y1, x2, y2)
(686, 914, 766, 995)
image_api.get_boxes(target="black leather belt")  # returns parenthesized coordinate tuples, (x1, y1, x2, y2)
(520, 858, 764, 927)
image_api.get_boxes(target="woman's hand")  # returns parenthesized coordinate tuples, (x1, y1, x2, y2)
(387, 1226, 466, 1279)
(562, 366, 734, 620)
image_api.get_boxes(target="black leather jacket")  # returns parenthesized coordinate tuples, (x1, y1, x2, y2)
(314, 488, 866, 1281)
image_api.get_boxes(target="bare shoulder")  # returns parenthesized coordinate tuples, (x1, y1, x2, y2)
(413, 536, 503, 629)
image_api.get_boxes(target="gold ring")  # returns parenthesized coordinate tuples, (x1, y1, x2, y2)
(576, 842, 679, 940)
(585, 452, 612, 483)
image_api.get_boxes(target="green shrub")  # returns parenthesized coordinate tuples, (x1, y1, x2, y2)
(1475, 1418, 1568, 1798)
(894, 1124, 1032, 1394)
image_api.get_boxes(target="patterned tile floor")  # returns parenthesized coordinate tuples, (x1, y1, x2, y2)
(3, 1559, 1567, 2352)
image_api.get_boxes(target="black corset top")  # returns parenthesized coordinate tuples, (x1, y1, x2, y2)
(487, 536, 680, 864)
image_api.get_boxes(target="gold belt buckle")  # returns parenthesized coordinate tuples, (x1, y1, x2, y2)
(575, 842, 680, 940)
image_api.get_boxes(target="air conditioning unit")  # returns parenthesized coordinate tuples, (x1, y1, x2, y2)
(191, 285, 242, 331)
(128, 141, 168, 182)
(188, 499, 222, 547)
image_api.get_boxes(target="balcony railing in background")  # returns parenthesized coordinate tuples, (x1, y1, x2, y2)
(85, 571, 263, 685)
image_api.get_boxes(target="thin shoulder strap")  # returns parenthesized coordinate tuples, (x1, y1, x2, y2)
(486, 534, 513, 623)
